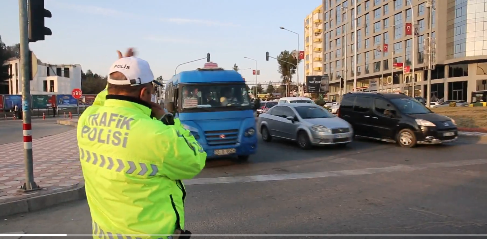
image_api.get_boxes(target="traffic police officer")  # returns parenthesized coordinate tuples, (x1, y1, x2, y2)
(77, 55, 206, 239)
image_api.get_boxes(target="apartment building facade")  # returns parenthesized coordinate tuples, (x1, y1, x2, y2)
(4, 57, 82, 95)
(317, 0, 487, 102)
(304, 5, 325, 78)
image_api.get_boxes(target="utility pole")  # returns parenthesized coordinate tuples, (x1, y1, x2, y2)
(426, 0, 435, 106)
(19, 0, 38, 191)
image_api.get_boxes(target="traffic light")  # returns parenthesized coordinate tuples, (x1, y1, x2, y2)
(207, 53, 210, 62)
(266, 52, 269, 61)
(340, 78, 345, 88)
(28, 0, 52, 42)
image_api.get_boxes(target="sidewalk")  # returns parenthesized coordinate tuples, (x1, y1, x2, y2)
(0, 129, 84, 217)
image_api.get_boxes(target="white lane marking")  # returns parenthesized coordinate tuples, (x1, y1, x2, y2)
(185, 159, 487, 186)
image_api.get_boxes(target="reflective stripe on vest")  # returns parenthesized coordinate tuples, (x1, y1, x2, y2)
(79, 148, 159, 176)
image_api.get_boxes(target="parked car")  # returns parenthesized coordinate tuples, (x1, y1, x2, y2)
(337, 92, 458, 148)
(431, 100, 469, 108)
(258, 103, 353, 149)
(278, 97, 314, 104)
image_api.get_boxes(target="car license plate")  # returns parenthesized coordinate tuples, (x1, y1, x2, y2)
(214, 148, 236, 156)
(335, 134, 347, 139)
(443, 132, 455, 137)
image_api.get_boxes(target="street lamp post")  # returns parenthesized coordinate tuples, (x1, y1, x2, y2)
(244, 57, 258, 96)
(426, 0, 435, 107)
(280, 27, 301, 96)
(175, 57, 206, 75)
(408, 0, 416, 97)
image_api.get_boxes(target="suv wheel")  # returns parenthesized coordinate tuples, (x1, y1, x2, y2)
(397, 129, 417, 148)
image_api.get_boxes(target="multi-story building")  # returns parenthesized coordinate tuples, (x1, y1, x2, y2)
(304, 5, 325, 78)
(318, 0, 487, 102)
(4, 57, 82, 95)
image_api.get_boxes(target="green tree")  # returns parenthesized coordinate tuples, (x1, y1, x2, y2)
(81, 69, 107, 94)
(276, 50, 302, 96)
(266, 84, 275, 94)
(233, 63, 239, 71)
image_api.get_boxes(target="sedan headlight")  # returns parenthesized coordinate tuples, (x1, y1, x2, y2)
(245, 127, 256, 137)
(311, 125, 332, 133)
(415, 119, 436, 127)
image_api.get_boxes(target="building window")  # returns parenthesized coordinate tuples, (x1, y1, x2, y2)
(394, 0, 402, 10)
(43, 80, 48, 92)
(374, 61, 381, 72)
(383, 59, 389, 70)
(418, 3, 425, 16)
(49, 80, 55, 92)
(63, 68, 70, 78)
(406, 8, 411, 21)
(365, 0, 370, 11)
(394, 13, 403, 39)
(448, 64, 468, 78)
(46, 67, 50, 76)
(374, 8, 381, 19)
(418, 19, 425, 32)
(383, 3, 389, 15)
(374, 21, 381, 33)
(56, 68, 62, 76)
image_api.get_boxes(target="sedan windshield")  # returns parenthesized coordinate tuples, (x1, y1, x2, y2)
(181, 84, 251, 112)
(295, 106, 334, 119)
(390, 98, 432, 114)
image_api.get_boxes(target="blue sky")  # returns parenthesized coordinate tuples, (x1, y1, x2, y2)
(0, 0, 321, 86)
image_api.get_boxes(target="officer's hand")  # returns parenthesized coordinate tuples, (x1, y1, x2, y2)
(160, 114, 175, 125)
(149, 102, 165, 120)
(117, 48, 135, 59)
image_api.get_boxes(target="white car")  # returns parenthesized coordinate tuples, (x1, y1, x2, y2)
(278, 97, 314, 104)
(330, 104, 340, 114)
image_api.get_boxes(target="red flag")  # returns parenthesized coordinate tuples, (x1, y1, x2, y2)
(383, 44, 388, 53)
(403, 66, 410, 73)
(405, 23, 412, 35)
(299, 51, 305, 60)
(252, 70, 256, 75)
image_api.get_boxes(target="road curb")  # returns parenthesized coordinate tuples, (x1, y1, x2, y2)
(0, 184, 86, 218)
(57, 119, 78, 127)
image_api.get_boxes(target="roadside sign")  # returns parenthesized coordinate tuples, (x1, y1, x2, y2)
(32, 95, 49, 109)
(72, 88, 82, 99)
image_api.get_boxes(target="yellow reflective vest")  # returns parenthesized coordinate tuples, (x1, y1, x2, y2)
(77, 95, 207, 239)
(93, 88, 108, 106)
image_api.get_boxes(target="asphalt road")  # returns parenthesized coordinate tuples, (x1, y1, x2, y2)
(0, 118, 73, 145)
(1, 135, 487, 238)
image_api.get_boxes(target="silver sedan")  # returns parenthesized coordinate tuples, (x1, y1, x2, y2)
(257, 103, 353, 149)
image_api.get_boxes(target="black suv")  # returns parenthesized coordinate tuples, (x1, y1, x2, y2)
(337, 92, 458, 148)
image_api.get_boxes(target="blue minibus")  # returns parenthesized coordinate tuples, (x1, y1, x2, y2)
(165, 62, 257, 160)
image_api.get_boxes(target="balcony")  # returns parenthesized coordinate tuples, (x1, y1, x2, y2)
(306, 42, 310, 47)
(313, 38, 322, 43)
(314, 29, 322, 34)
(313, 8, 322, 14)
(306, 70, 310, 75)
(314, 19, 322, 24)
(314, 48, 322, 52)
(313, 67, 322, 71)
(314, 57, 322, 61)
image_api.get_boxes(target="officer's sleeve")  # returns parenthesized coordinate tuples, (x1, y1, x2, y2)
(158, 119, 207, 180)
